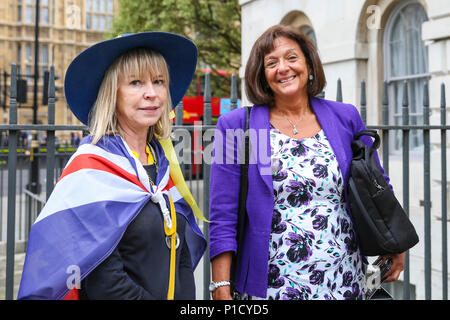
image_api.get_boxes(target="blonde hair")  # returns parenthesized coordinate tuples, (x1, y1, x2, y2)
(88, 47, 172, 144)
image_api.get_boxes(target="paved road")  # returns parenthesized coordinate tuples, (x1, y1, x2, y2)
(0, 251, 25, 300)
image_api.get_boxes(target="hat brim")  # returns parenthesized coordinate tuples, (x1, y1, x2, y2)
(64, 32, 197, 125)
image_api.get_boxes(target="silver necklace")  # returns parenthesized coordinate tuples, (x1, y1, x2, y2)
(280, 109, 309, 135)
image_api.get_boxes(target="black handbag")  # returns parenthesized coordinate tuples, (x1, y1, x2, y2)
(230, 106, 252, 299)
(347, 130, 419, 256)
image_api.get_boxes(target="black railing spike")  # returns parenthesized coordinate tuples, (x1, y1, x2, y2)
(10, 63, 17, 125)
(230, 73, 237, 110)
(402, 81, 409, 107)
(423, 83, 429, 107)
(382, 81, 389, 126)
(360, 80, 366, 106)
(336, 78, 342, 102)
(203, 72, 211, 125)
(204, 72, 211, 102)
(49, 65, 55, 98)
(360, 80, 366, 124)
(382, 81, 389, 106)
(10, 63, 17, 99)
(46, 65, 56, 197)
(48, 65, 55, 125)
(402, 81, 409, 126)
(423, 83, 429, 125)
(175, 100, 183, 126)
(441, 83, 446, 108)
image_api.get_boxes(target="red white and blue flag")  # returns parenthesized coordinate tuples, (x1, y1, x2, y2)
(17, 135, 207, 300)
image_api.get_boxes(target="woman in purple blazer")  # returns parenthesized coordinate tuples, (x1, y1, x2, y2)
(208, 25, 405, 300)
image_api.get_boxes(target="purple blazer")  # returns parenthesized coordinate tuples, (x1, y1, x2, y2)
(208, 97, 389, 298)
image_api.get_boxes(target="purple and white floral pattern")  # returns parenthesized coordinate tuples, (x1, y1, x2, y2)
(261, 128, 366, 300)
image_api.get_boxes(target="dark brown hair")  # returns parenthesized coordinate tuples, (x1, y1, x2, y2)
(244, 24, 326, 106)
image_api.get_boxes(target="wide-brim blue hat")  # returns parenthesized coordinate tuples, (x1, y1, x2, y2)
(64, 31, 197, 125)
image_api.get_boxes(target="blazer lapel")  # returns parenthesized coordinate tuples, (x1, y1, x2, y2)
(311, 98, 349, 180)
(249, 105, 273, 192)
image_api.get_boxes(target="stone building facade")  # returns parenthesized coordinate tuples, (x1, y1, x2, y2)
(0, 0, 117, 143)
(239, 0, 450, 299)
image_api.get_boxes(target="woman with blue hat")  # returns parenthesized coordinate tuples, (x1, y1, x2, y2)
(18, 32, 207, 300)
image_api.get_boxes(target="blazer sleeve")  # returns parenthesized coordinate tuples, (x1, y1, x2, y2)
(350, 105, 393, 190)
(208, 111, 245, 260)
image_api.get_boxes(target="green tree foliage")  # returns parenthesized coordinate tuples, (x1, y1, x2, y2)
(107, 0, 241, 97)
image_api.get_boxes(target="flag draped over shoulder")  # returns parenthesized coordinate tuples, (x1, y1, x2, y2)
(17, 135, 207, 300)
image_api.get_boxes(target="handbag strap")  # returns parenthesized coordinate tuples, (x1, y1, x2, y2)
(238, 106, 251, 240)
(231, 106, 252, 292)
(352, 130, 381, 161)
(354, 130, 381, 150)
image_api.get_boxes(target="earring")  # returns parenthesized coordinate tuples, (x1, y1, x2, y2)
(309, 74, 314, 81)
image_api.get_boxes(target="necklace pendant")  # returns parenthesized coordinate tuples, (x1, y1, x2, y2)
(293, 127, 299, 135)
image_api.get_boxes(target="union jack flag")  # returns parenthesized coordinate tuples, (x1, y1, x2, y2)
(17, 135, 207, 300)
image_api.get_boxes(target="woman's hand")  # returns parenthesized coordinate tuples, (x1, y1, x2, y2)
(211, 251, 234, 300)
(212, 285, 233, 300)
(379, 252, 406, 283)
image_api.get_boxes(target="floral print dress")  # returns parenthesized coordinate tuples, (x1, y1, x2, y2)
(249, 126, 366, 300)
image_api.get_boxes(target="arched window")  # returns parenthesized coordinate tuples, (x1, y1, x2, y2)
(384, 0, 429, 152)
(280, 11, 317, 48)
(300, 25, 317, 47)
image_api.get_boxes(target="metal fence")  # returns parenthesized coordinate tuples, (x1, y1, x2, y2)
(0, 64, 234, 300)
(0, 61, 448, 300)
(340, 78, 448, 300)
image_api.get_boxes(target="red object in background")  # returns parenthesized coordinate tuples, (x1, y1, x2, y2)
(201, 68, 233, 77)
(179, 68, 233, 176)
(179, 96, 223, 177)
(181, 96, 221, 124)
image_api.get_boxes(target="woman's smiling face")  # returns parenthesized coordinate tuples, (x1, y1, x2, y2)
(264, 36, 310, 101)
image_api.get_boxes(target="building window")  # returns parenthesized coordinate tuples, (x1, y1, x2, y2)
(26, 66, 32, 84)
(384, 0, 429, 152)
(18, 0, 22, 22)
(21, 0, 50, 24)
(40, 44, 49, 77)
(300, 25, 317, 48)
(86, 0, 114, 31)
(25, 0, 33, 23)
(41, 0, 49, 25)
(25, 43, 33, 83)
(23, 43, 51, 83)
(25, 44, 32, 62)
(41, 45, 49, 64)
